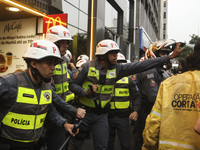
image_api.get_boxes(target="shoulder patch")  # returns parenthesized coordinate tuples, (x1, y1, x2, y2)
(147, 74, 154, 79)
(73, 70, 79, 79)
(149, 79, 157, 87)
(130, 74, 136, 81)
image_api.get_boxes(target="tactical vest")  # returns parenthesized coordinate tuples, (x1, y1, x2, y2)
(110, 77, 130, 109)
(79, 61, 117, 109)
(1, 72, 52, 143)
(52, 58, 75, 103)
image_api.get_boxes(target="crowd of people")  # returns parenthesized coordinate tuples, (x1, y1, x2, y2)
(0, 25, 200, 150)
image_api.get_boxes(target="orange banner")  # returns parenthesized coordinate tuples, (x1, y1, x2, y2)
(43, 13, 67, 34)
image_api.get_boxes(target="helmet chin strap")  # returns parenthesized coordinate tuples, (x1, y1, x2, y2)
(31, 67, 51, 83)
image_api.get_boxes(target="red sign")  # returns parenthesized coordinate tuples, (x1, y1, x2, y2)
(43, 13, 67, 34)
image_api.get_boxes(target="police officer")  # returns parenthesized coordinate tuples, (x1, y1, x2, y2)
(142, 39, 200, 149)
(67, 39, 183, 150)
(108, 53, 141, 150)
(45, 25, 86, 150)
(134, 39, 177, 150)
(0, 40, 78, 150)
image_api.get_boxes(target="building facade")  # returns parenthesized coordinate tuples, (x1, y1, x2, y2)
(1, 0, 168, 63)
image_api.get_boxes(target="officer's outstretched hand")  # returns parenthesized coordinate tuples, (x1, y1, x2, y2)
(167, 42, 185, 60)
(76, 108, 86, 119)
(129, 111, 138, 121)
(63, 123, 79, 137)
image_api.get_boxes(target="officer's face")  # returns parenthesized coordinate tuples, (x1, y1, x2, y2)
(108, 50, 118, 65)
(33, 57, 56, 79)
(59, 40, 70, 56)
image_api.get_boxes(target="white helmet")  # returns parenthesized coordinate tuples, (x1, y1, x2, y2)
(76, 59, 87, 68)
(126, 60, 131, 63)
(139, 57, 145, 61)
(95, 39, 121, 55)
(152, 39, 176, 53)
(23, 40, 62, 62)
(145, 39, 176, 59)
(77, 54, 89, 61)
(117, 53, 126, 61)
(46, 25, 73, 43)
(65, 50, 72, 61)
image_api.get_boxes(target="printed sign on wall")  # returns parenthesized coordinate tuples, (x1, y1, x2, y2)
(0, 17, 42, 75)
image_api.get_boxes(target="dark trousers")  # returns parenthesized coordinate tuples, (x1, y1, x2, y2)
(134, 103, 151, 150)
(0, 137, 38, 150)
(46, 126, 68, 150)
(68, 112, 109, 150)
(108, 116, 130, 150)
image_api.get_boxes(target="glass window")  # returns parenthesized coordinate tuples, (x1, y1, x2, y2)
(79, 12, 88, 32)
(62, 2, 79, 27)
(80, 0, 88, 13)
(124, 0, 129, 26)
(164, 1, 166, 7)
(163, 23, 166, 30)
(164, 12, 166, 19)
(77, 30, 88, 59)
(64, 0, 79, 7)
(67, 25, 78, 62)
(67, 25, 88, 61)
(105, 1, 117, 34)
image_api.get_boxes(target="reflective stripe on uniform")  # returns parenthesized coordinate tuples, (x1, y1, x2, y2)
(54, 82, 69, 94)
(66, 93, 75, 102)
(79, 96, 111, 108)
(53, 63, 68, 75)
(82, 81, 114, 94)
(114, 88, 129, 97)
(2, 112, 47, 130)
(159, 140, 200, 150)
(151, 109, 161, 118)
(88, 67, 99, 80)
(110, 101, 130, 109)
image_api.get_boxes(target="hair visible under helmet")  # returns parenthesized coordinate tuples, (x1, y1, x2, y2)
(23, 40, 62, 83)
(185, 38, 200, 71)
(144, 39, 176, 59)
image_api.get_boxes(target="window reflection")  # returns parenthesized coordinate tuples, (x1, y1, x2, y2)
(62, 0, 88, 61)
(62, 2, 78, 27)
(105, 1, 117, 34)
(64, 0, 79, 7)
(80, 0, 88, 13)
(79, 12, 88, 31)
(67, 25, 88, 62)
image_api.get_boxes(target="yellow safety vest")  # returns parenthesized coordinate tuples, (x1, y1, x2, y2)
(79, 61, 116, 108)
(110, 77, 130, 110)
(1, 72, 52, 143)
(53, 58, 75, 103)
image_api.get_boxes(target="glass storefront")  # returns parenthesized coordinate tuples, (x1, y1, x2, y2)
(62, 0, 88, 62)
(62, 0, 133, 61)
